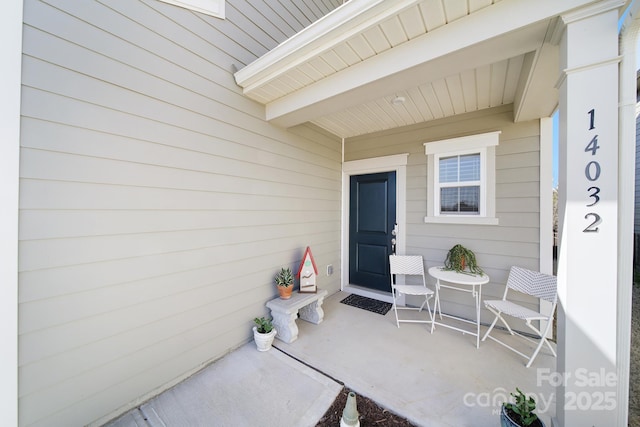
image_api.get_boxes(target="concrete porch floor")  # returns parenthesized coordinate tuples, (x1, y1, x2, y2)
(106, 290, 557, 427)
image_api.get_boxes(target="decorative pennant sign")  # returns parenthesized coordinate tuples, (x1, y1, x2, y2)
(297, 246, 318, 293)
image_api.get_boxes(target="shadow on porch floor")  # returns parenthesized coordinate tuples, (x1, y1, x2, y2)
(106, 290, 556, 427)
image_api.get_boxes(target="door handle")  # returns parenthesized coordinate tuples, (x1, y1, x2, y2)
(391, 223, 398, 254)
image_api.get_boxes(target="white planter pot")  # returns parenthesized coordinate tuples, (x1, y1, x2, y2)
(253, 326, 277, 351)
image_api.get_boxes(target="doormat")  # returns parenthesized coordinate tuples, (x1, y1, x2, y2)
(340, 294, 392, 315)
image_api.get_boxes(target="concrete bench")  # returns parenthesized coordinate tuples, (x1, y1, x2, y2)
(266, 289, 328, 343)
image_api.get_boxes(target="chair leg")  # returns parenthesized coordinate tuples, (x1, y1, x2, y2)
(495, 312, 515, 335)
(393, 302, 400, 328)
(426, 296, 435, 334)
(536, 316, 557, 357)
(392, 290, 401, 328)
(524, 318, 557, 367)
(526, 336, 548, 368)
(481, 310, 500, 341)
(544, 338, 557, 357)
(485, 315, 557, 367)
(392, 292, 434, 330)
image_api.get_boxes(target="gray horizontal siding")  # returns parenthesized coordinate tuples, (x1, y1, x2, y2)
(345, 105, 544, 323)
(19, 1, 342, 426)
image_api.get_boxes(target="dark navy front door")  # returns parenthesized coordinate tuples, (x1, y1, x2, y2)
(349, 172, 396, 293)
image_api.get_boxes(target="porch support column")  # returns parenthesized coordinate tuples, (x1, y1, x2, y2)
(556, 1, 623, 426)
(616, 2, 640, 425)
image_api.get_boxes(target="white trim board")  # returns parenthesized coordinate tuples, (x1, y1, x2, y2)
(539, 117, 554, 338)
(0, 1, 22, 425)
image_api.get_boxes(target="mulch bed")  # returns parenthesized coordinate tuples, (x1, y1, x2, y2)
(316, 387, 417, 427)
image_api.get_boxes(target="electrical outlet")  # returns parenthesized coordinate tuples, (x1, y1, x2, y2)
(326, 264, 333, 276)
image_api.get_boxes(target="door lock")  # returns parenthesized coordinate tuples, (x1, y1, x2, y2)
(391, 223, 398, 254)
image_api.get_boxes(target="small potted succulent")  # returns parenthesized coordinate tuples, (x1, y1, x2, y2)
(443, 244, 483, 275)
(501, 388, 545, 427)
(253, 317, 277, 351)
(275, 267, 294, 299)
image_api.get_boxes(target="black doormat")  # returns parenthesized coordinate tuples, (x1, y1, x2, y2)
(340, 294, 392, 315)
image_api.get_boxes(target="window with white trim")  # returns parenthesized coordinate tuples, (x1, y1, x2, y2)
(438, 152, 481, 214)
(424, 131, 500, 225)
(157, 0, 225, 18)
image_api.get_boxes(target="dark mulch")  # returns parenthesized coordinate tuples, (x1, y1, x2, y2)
(316, 387, 418, 427)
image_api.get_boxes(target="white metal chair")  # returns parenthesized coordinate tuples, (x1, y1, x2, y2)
(481, 266, 557, 367)
(389, 255, 435, 332)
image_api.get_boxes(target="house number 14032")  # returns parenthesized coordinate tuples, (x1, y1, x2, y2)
(583, 108, 601, 233)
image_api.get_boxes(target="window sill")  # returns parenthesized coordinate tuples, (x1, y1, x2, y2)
(424, 216, 499, 226)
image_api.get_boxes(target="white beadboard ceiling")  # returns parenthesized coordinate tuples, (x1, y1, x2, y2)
(234, 0, 604, 139)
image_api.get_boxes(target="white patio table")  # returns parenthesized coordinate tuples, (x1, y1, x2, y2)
(428, 266, 490, 349)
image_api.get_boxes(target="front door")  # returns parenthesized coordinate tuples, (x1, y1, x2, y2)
(349, 172, 396, 293)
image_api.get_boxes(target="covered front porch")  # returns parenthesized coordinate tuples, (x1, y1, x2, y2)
(108, 291, 557, 427)
(3, 0, 638, 425)
(234, 1, 640, 425)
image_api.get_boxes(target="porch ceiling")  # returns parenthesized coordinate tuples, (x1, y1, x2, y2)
(234, 0, 600, 139)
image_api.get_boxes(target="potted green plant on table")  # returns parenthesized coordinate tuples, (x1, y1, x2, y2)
(443, 244, 483, 275)
(501, 388, 545, 427)
(275, 267, 294, 299)
(253, 317, 276, 352)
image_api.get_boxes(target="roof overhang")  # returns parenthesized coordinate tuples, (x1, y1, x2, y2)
(234, 0, 620, 138)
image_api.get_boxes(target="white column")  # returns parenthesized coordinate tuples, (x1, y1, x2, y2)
(615, 2, 640, 425)
(0, 1, 22, 426)
(556, 1, 623, 426)
(539, 117, 554, 338)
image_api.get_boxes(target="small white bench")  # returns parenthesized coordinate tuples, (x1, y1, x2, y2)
(266, 289, 328, 343)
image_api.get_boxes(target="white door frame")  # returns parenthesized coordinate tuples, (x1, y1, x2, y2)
(341, 154, 408, 303)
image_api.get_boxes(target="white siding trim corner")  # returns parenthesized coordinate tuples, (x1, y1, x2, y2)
(539, 116, 554, 338)
(0, 1, 22, 425)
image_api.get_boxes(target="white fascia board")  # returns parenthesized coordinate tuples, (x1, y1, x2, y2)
(513, 15, 563, 122)
(234, 0, 422, 90)
(562, 0, 626, 23)
(264, 0, 595, 127)
(514, 41, 560, 122)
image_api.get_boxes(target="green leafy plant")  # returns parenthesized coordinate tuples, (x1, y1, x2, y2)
(504, 388, 538, 427)
(275, 267, 294, 288)
(443, 244, 483, 275)
(253, 317, 274, 334)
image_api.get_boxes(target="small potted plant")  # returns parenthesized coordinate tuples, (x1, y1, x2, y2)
(253, 317, 277, 351)
(443, 244, 483, 275)
(501, 388, 545, 427)
(275, 267, 294, 299)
